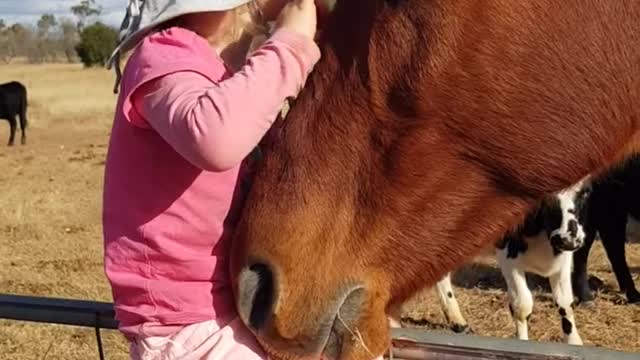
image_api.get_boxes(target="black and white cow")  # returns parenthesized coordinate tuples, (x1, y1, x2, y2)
(494, 178, 591, 345)
(393, 179, 592, 345)
(388, 271, 469, 333)
(0, 81, 28, 146)
(573, 153, 640, 305)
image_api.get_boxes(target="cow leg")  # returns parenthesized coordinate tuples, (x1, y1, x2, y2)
(599, 221, 640, 303)
(18, 109, 27, 145)
(572, 225, 598, 305)
(387, 316, 402, 329)
(7, 116, 16, 146)
(387, 303, 403, 329)
(550, 260, 583, 345)
(435, 273, 469, 333)
(500, 262, 532, 340)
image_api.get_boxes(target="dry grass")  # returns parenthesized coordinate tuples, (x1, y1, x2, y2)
(1, 63, 117, 131)
(0, 63, 128, 360)
(400, 244, 640, 352)
(0, 63, 638, 359)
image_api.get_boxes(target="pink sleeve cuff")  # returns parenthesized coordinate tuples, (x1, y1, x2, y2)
(267, 29, 322, 76)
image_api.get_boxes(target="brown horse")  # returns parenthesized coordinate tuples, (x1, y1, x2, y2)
(230, 1, 640, 359)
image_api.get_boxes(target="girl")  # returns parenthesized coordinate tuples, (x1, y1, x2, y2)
(102, 0, 320, 359)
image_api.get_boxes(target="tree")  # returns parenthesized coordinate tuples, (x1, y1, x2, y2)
(37, 14, 58, 37)
(74, 21, 118, 67)
(6, 23, 32, 61)
(0, 16, 82, 64)
(0, 20, 9, 63)
(30, 14, 59, 62)
(71, 0, 102, 31)
(58, 17, 80, 62)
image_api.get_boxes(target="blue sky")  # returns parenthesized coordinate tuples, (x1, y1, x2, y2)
(0, 0, 125, 27)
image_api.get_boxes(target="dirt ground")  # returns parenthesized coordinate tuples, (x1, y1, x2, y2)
(0, 64, 638, 360)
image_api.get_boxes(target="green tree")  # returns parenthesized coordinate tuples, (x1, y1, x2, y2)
(71, 0, 102, 30)
(74, 21, 118, 67)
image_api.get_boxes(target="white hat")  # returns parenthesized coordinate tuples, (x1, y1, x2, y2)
(106, 0, 254, 93)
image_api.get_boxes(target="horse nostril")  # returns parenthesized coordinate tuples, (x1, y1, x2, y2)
(568, 220, 578, 237)
(237, 263, 275, 331)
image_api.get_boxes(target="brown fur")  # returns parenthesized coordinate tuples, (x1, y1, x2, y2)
(230, 1, 640, 359)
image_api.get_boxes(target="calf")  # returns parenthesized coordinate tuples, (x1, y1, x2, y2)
(400, 180, 592, 344)
(0, 81, 28, 146)
(573, 154, 640, 305)
(495, 179, 591, 345)
(388, 272, 469, 334)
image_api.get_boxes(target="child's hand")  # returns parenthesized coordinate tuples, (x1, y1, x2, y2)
(275, 0, 318, 40)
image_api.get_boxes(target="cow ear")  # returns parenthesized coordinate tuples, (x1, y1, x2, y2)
(575, 175, 593, 199)
(580, 182, 593, 199)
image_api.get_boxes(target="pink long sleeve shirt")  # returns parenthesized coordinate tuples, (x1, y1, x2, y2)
(102, 26, 320, 338)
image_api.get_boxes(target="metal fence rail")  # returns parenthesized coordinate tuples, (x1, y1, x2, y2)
(388, 329, 639, 360)
(0, 294, 117, 360)
(0, 293, 637, 360)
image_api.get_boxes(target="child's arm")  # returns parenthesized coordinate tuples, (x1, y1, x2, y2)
(132, 30, 320, 171)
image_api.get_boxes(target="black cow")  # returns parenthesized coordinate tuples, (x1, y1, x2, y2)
(573, 153, 640, 305)
(0, 81, 28, 146)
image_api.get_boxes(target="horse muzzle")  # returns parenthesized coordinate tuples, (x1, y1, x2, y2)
(236, 261, 367, 358)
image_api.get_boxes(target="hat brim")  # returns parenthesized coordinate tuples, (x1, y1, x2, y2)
(106, 0, 253, 69)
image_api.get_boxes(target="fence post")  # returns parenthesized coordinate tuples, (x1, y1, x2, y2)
(95, 312, 106, 360)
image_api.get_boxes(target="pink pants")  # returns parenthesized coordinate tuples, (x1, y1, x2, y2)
(128, 317, 268, 360)
(128, 316, 385, 360)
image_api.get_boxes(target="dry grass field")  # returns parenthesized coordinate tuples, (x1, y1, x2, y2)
(0, 63, 638, 360)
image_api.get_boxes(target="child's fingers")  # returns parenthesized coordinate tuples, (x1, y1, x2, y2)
(275, 0, 318, 39)
(293, 0, 315, 10)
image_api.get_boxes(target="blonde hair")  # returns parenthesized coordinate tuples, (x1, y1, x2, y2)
(160, 1, 267, 43)
(238, 1, 268, 37)
(111, 1, 266, 93)
(114, 1, 269, 75)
